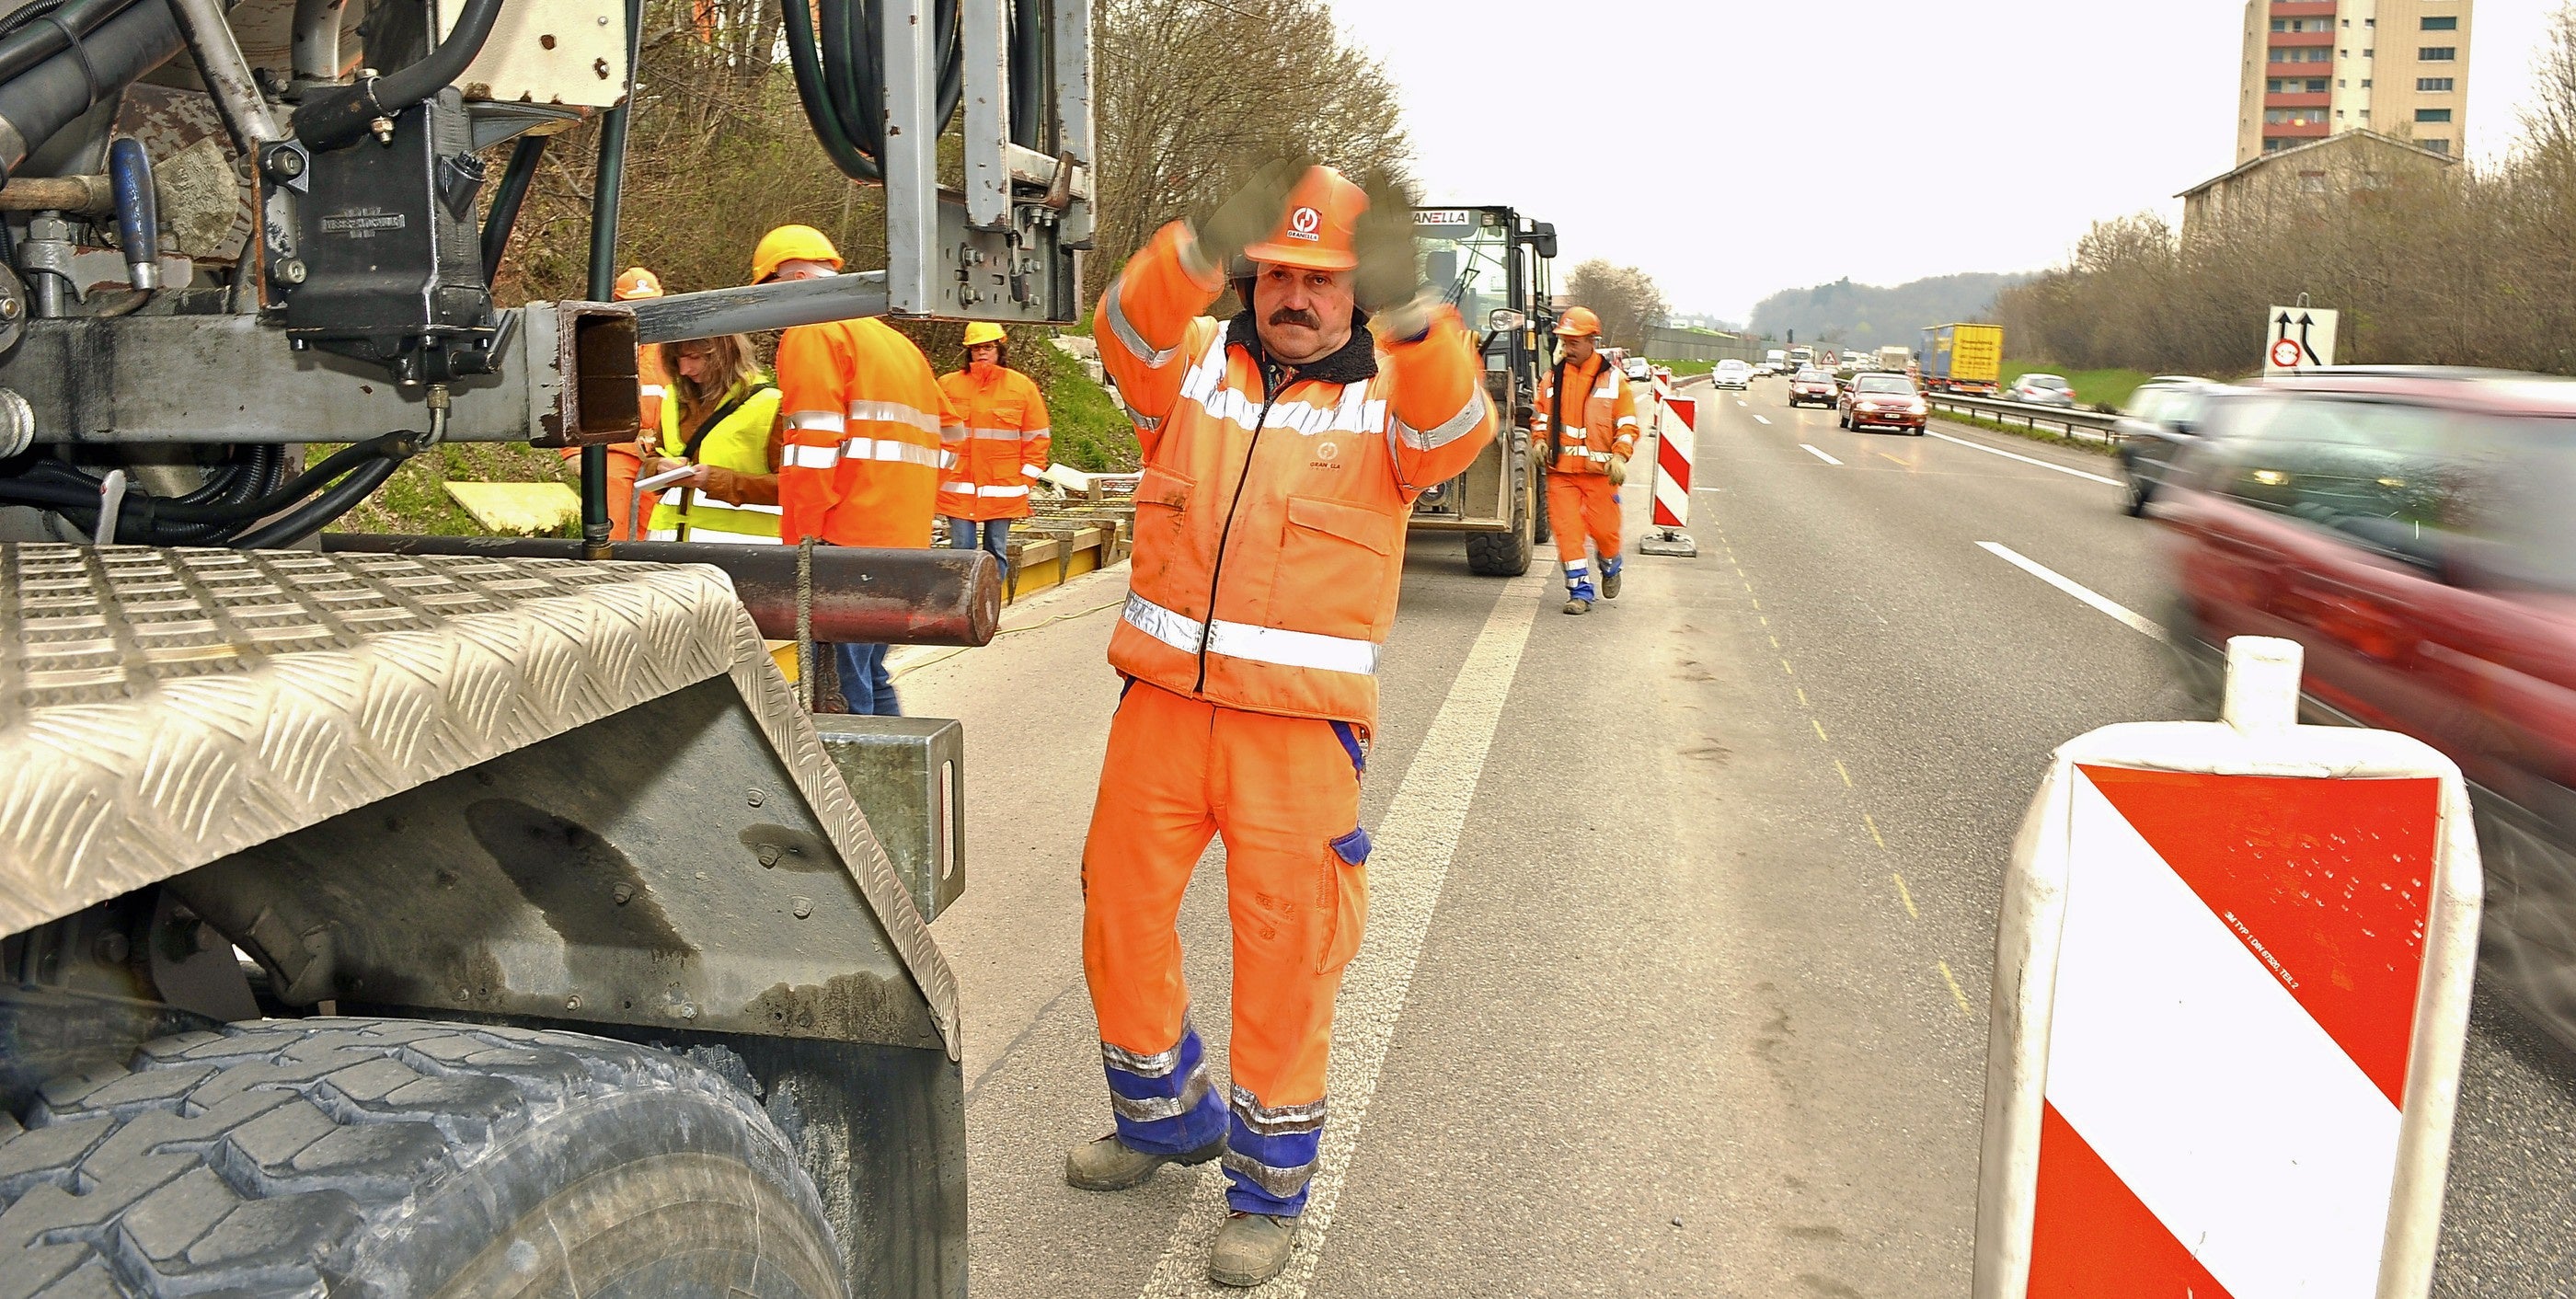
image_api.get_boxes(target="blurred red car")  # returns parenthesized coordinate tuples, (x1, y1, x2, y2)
(2155, 367, 2576, 1048)
(1837, 373, 1927, 434)
(1786, 368, 1837, 408)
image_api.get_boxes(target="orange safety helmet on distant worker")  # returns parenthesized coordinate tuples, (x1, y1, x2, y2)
(1239, 165, 1366, 272)
(613, 267, 663, 300)
(752, 224, 843, 284)
(1554, 306, 1603, 338)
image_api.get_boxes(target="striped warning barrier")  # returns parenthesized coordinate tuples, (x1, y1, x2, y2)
(1973, 636, 2480, 1299)
(1637, 390, 1696, 558)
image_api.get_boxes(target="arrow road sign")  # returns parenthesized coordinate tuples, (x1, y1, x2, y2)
(2264, 305, 2339, 375)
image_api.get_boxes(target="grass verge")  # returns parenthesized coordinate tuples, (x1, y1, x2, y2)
(1998, 362, 2155, 412)
(1927, 409, 2119, 459)
(325, 441, 579, 536)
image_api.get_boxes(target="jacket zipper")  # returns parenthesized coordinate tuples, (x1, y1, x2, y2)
(1194, 360, 1288, 694)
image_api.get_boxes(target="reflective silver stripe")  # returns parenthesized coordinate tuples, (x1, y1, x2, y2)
(941, 483, 1029, 499)
(665, 500, 785, 515)
(1103, 278, 1175, 368)
(966, 425, 1028, 441)
(1390, 387, 1487, 452)
(644, 527, 776, 546)
(784, 444, 840, 469)
(1615, 415, 1639, 429)
(847, 399, 944, 434)
(1110, 1065, 1213, 1123)
(639, 385, 668, 397)
(1120, 592, 1378, 675)
(1229, 1084, 1326, 1135)
(839, 437, 945, 469)
(1133, 413, 1165, 431)
(1103, 1020, 1194, 1078)
(1593, 381, 1618, 398)
(1022, 425, 1052, 440)
(787, 409, 846, 434)
(1562, 560, 1588, 572)
(1221, 1149, 1320, 1199)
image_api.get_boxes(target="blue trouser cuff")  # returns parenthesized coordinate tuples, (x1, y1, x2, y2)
(1102, 1021, 1226, 1155)
(1224, 1086, 1323, 1216)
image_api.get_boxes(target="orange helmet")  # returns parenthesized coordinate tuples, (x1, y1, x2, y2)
(1241, 165, 1365, 272)
(1553, 306, 1603, 338)
(613, 267, 663, 300)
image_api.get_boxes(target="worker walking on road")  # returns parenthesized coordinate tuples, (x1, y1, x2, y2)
(755, 224, 961, 714)
(937, 322, 1051, 585)
(1535, 306, 1638, 615)
(1068, 162, 1493, 1287)
(640, 332, 782, 543)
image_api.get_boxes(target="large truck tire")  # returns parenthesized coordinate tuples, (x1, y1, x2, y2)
(1466, 458, 1536, 577)
(0, 1017, 846, 1299)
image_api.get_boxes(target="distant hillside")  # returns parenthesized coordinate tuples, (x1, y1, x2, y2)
(1747, 272, 2033, 349)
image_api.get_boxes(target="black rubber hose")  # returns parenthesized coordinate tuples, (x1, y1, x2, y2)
(23, 433, 403, 525)
(229, 450, 408, 548)
(1008, 0, 1042, 150)
(0, 0, 181, 178)
(0, 0, 140, 90)
(290, 0, 505, 150)
(780, 0, 878, 181)
(480, 133, 544, 282)
(787, 0, 966, 186)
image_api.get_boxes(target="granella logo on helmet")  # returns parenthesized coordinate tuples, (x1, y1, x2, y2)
(1285, 206, 1322, 241)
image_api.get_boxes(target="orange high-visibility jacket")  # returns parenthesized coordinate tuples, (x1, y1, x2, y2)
(638, 344, 669, 436)
(936, 364, 1051, 522)
(1095, 221, 1495, 734)
(1532, 352, 1638, 475)
(775, 317, 961, 546)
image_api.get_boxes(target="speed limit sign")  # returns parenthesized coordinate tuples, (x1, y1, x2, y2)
(2271, 337, 2304, 369)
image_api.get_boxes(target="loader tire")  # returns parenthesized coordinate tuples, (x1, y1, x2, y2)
(0, 1017, 845, 1299)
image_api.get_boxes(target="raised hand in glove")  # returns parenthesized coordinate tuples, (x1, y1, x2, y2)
(1352, 168, 1431, 338)
(1190, 155, 1312, 280)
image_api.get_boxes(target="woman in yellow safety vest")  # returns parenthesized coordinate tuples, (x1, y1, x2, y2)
(642, 332, 784, 543)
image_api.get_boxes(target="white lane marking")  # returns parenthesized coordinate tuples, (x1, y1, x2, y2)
(1753, 415, 1772, 426)
(1928, 431, 2121, 487)
(1737, 399, 1750, 408)
(1135, 574, 1550, 1298)
(1800, 443, 1843, 466)
(1978, 541, 2167, 640)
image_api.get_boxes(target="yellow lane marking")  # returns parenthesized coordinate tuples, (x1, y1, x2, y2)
(1811, 718, 1830, 742)
(1879, 452, 1907, 466)
(1938, 961, 1973, 1016)
(1863, 812, 1887, 850)
(1757, 615, 1768, 627)
(1795, 685, 1810, 707)
(1768, 634, 1781, 650)
(1781, 660, 1794, 675)
(1892, 872, 1919, 919)
(1750, 597, 1761, 610)
(1834, 758, 1852, 787)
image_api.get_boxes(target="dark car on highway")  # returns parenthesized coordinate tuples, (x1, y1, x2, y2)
(1837, 372, 1927, 434)
(1787, 367, 1837, 408)
(2154, 367, 2576, 1050)
(2112, 375, 2225, 515)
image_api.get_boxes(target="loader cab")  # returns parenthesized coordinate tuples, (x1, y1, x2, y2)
(1407, 206, 1558, 576)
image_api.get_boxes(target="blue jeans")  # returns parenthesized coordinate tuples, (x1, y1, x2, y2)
(833, 642, 897, 715)
(947, 516, 1011, 581)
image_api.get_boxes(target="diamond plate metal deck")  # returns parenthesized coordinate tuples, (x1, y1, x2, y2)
(0, 545, 958, 1052)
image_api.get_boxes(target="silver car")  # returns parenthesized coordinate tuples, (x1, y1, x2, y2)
(2008, 373, 2077, 408)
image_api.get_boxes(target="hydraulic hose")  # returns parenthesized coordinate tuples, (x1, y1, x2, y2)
(0, 0, 140, 90)
(785, 0, 971, 185)
(21, 433, 404, 527)
(290, 0, 505, 150)
(228, 448, 408, 548)
(0, 0, 181, 179)
(480, 132, 543, 282)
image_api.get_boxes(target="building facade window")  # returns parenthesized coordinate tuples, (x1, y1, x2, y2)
(2418, 76, 2454, 91)
(2417, 108, 2453, 122)
(2423, 139, 2451, 155)
(2273, 47, 2332, 63)
(2421, 16, 2457, 29)
(2265, 108, 2329, 126)
(2420, 46, 2456, 60)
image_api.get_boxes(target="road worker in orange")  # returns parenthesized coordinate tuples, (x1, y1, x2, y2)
(1535, 306, 1638, 615)
(1067, 163, 1493, 1287)
(753, 224, 961, 714)
(561, 266, 670, 539)
(937, 321, 1050, 583)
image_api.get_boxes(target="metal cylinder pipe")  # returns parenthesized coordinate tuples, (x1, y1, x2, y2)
(321, 535, 1004, 647)
(626, 271, 893, 345)
(165, 0, 282, 150)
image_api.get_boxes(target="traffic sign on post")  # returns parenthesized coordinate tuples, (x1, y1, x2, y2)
(1638, 386, 1697, 558)
(1972, 637, 2480, 1299)
(2263, 305, 2339, 375)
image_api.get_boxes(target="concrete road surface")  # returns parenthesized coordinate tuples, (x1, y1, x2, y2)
(903, 376, 2576, 1296)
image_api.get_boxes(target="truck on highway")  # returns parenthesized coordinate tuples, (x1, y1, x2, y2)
(0, 0, 1087, 1293)
(1876, 344, 1913, 372)
(1920, 323, 2005, 396)
(1788, 345, 1816, 371)
(1409, 205, 1560, 577)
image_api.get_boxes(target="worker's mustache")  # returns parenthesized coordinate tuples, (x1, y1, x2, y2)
(1267, 307, 1321, 329)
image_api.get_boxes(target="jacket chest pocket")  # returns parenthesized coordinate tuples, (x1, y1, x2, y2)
(1131, 464, 1197, 581)
(986, 399, 1026, 431)
(1277, 496, 1397, 639)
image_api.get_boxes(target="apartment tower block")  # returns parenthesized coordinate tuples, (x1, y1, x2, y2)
(2237, 0, 2470, 164)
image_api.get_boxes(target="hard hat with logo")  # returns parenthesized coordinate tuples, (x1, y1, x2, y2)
(1240, 165, 1365, 273)
(1553, 306, 1603, 338)
(614, 267, 663, 301)
(751, 224, 843, 284)
(962, 321, 1007, 348)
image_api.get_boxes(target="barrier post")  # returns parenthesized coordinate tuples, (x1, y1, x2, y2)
(1639, 385, 1697, 558)
(1973, 636, 2479, 1299)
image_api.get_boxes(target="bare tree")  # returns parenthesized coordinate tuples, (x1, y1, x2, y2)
(1563, 259, 1670, 353)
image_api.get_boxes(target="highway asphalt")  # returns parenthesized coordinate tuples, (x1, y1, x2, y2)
(907, 375, 2576, 1296)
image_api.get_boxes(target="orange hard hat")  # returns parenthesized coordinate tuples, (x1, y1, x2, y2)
(1241, 165, 1365, 272)
(613, 267, 663, 300)
(1554, 306, 1603, 338)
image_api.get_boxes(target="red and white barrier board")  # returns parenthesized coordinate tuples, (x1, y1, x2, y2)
(1973, 638, 2480, 1299)
(1637, 387, 1696, 558)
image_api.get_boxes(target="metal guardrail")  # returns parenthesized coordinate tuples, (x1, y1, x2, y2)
(1922, 391, 2121, 443)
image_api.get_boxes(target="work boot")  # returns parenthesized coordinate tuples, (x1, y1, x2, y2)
(1064, 1132, 1222, 1191)
(1208, 1212, 1298, 1288)
(1562, 596, 1592, 615)
(1602, 558, 1624, 601)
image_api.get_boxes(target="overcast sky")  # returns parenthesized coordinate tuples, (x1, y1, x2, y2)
(1331, 1, 2554, 322)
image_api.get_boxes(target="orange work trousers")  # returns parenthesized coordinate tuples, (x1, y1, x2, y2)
(557, 443, 660, 541)
(1082, 680, 1368, 1215)
(1547, 467, 1622, 594)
